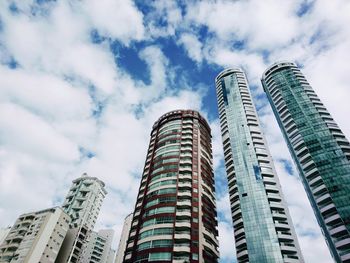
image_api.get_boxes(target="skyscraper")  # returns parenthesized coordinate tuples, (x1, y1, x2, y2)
(0, 207, 70, 263)
(115, 213, 132, 263)
(215, 68, 304, 262)
(123, 110, 219, 263)
(57, 173, 107, 262)
(262, 61, 350, 262)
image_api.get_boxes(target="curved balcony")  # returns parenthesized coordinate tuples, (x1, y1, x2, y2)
(203, 228, 219, 246)
(284, 257, 302, 263)
(267, 193, 282, 202)
(176, 210, 191, 217)
(265, 184, 280, 193)
(178, 166, 192, 173)
(341, 253, 350, 262)
(236, 249, 248, 259)
(234, 227, 245, 237)
(178, 182, 192, 189)
(175, 221, 191, 228)
(174, 233, 191, 240)
(204, 242, 219, 257)
(305, 167, 318, 179)
(177, 191, 191, 198)
(309, 175, 323, 187)
(173, 245, 190, 253)
(139, 223, 174, 234)
(270, 201, 285, 211)
(320, 203, 336, 215)
(231, 208, 242, 219)
(325, 213, 341, 225)
(316, 193, 331, 205)
(263, 176, 277, 185)
(176, 200, 191, 207)
(330, 225, 348, 237)
(299, 152, 312, 164)
(278, 233, 294, 242)
(335, 238, 350, 249)
(280, 245, 297, 254)
(136, 234, 173, 245)
(275, 222, 290, 231)
(272, 212, 287, 220)
(233, 218, 243, 227)
(236, 238, 246, 248)
(312, 184, 327, 196)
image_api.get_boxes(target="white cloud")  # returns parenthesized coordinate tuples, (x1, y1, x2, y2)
(145, 1, 183, 38)
(178, 33, 203, 63)
(138, 45, 169, 100)
(185, 0, 303, 50)
(0, 103, 79, 162)
(0, 67, 92, 120)
(80, 0, 145, 43)
(218, 221, 236, 262)
(0, 1, 349, 263)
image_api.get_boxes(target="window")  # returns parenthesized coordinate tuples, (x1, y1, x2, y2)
(143, 206, 175, 217)
(149, 252, 172, 261)
(142, 216, 174, 227)
(139, 228, 173, 239)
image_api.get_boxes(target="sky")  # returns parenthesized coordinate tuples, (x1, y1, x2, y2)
(0, 0, 349, 262)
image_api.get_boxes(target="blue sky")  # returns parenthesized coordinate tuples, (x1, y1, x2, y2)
(1, 1, 350, 262)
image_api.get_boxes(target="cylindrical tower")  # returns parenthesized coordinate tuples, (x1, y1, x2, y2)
(215, 68, 304, 263)
(124, 110, 219, 263)
(262, 62, 350, 262)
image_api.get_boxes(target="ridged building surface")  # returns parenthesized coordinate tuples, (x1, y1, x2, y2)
(262, 62, 350, 262)
(124, 110, 219, 263)
(215, 68, 304, 263)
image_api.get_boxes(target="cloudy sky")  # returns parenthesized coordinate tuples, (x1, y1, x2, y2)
(0, 0, 349, 262)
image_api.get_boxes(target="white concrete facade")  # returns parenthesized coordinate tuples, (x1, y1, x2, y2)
(62, 173, 107, 231)
(0, 228, 11, 247)
(80, 229, 114, 263)
(115, 213, 132, 263)
(0, 207, 70, 263)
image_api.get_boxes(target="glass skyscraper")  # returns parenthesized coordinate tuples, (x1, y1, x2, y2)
(123, 110, 219, 263)
(262, 62, 350, 262)
(215, 68, 303, 263)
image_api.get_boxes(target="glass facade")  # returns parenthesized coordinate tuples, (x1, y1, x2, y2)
(124, 110, 219, 263)
(216, 68, 304, 263)
(262, 62, 350, 262)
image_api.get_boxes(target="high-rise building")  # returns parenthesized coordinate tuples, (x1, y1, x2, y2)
(262, 61, 350, 262)
(56, 173, 107, 263)
(215, 68, 304, 262)
(0, 207, 70, 263)
(123, 110, 219, 263)
(80, 229, 115, 263)
(115, 213, 132, 263)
